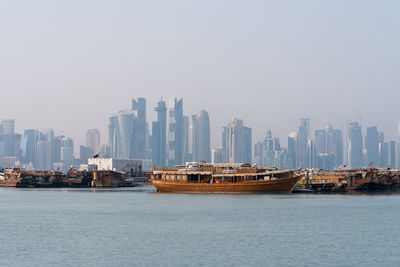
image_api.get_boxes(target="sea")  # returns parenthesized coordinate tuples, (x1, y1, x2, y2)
(0, 186, 399, 267)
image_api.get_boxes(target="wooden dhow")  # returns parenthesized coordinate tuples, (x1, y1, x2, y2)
(151, 162, 302, 193)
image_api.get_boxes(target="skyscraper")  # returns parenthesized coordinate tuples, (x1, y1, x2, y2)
(132, 98, 147, 159)
(86, 129, 100, 154)
(315, 129, 326, 155)
(21, 129, 39, 168)
(167, 98, 184, 166)
(366, 126, 379, 167)
(80, 145, 93, 164)
(191, 110, 211, 163)
(1, 119, 14, 135)
(296, 119, 309, 168)
(183, 116, 192, 162)
(222, 118, 252, 163)
(61, 137, 74, 171)
(325, 125, 343, 168)
(108, 115, 120, 158)
(287, 132, 297, 169)
(348, 122, 363, 168)
(389, 140, 396, 168)
(152, 99, 167, 167)
(117, 110, 136, 159)
(36, 140, 50, 170)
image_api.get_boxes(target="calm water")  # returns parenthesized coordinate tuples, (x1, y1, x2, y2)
(1, 187, 400, 267)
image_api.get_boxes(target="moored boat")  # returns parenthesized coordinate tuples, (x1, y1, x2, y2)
(0, 169, 22, 187)
(151, 162, 302, 193)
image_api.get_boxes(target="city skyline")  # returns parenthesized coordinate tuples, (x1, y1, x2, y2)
(2, 99, 400, 171)
(3, 99, 400, 156)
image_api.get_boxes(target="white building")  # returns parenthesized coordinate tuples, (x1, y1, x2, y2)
(88, 158, 146, 174)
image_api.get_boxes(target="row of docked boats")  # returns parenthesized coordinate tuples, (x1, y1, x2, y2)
(0, 169, 146, 188)
(3, 162, 398, 193)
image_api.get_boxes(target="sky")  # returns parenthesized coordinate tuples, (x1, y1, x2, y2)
(0, 0, 399, 153)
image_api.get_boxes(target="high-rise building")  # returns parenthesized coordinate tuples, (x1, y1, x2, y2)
(222, 118, 252, 163)
(61, 137, 74, 171)
(183, 116, 192, 162)
(167, 98, 184, 166)
(348, 122, 363, 168)
(108, 115, 120, 158)
(307, 140, 316, 168)
(254, 129, 283, 168)
(191, 110, 211, 163)
(296, 119, 309, 168)
(379, 142, 389, 168)
(254, 142, 266, 167)
(51, 135, 63, 169)
(152, 99, 167, 167)
(132, 98, 147, 159)
(36, 140, 50, 170)
(21, 129, 39, 168)
(287, 132, 297, 169)
(389, 140, 396, 168)
(325, 125, 343, 168)
(315, 130, 326, 155)
(366, 126, 379, 167)
(1, 119, 14, 135)
(98, 144, 111, 158)
(79, 145, 93, 164)
(211, 148, 224, 163)
(117, 110, 136, 159)
(86, 129, 100, 154)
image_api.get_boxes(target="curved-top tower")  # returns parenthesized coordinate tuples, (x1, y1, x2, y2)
(193, 110, 211, 163)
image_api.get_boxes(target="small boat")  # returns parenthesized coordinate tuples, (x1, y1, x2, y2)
(151, 162, 302, 193)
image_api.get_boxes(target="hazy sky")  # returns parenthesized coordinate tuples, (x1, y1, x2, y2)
(1, 0, 399, 152)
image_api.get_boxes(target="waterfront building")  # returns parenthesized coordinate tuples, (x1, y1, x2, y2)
(167, 98, 184, 167)
(366, 126, 379, 167)
(222, 118, 252, 164)
(348, 122, 363, 169)
(152, 99, 167, 167)
(88, 158, 143, 174)
(86, 129, 100, 154)
(132, 98, 147, 159)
